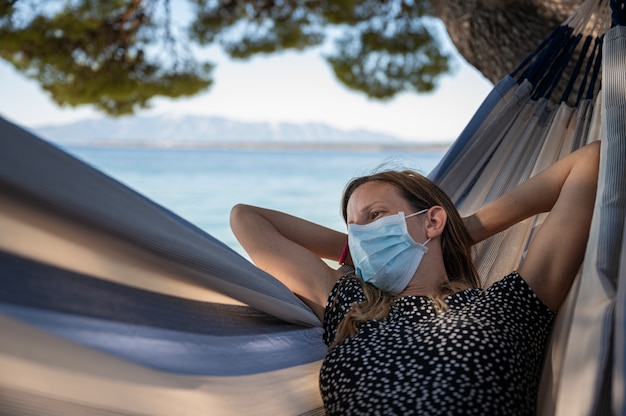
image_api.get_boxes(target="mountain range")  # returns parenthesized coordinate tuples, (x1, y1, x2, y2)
(33, 115, 446, 150)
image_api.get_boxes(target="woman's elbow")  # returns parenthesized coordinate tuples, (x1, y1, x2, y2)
(230, 203, 255, 233)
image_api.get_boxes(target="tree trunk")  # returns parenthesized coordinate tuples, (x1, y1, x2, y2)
(431, 0, 583, 84)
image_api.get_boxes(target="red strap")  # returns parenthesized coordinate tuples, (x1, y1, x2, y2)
(338, 239, 349, 265)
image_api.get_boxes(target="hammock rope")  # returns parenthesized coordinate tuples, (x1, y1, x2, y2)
(509, 0, 610, 106)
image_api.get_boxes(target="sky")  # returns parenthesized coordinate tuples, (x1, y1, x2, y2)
(0, 20, 493, 144)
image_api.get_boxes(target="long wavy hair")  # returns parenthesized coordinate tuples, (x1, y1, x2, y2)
(331, 170, 480, 348)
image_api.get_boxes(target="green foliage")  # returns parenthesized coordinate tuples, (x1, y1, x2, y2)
(0, 0, 212, 115)
(329, 28, 449, 98)
(0, 0, 451, 115)
(190, 0, 450, 97)
(325, 3, 449, 98)
(189, 0, 325, 57)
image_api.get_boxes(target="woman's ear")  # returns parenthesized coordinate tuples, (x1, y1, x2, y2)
(424, 206, 447, 239)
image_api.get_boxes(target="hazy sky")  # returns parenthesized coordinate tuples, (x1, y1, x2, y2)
(0, 20, 493, 143)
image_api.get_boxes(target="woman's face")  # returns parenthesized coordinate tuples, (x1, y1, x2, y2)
(346, 181, 425, 235)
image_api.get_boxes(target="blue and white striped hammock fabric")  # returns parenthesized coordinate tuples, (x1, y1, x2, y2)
(1, 0, 625, 414)
(0, 115, 327, 414)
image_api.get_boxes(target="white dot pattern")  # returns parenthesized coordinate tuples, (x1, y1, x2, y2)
(320, 272, 555, 415)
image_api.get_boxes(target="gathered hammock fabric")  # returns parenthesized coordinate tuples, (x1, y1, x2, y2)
(1, 0, 625, 414)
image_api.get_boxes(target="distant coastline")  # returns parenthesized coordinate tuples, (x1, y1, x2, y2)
(36, 114, 452, 153)
(62, 139, 451, 153)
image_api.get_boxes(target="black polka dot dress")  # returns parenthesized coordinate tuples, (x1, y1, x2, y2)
(319, 272, 555, 415)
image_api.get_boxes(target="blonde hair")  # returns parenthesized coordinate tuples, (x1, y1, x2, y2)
(331, 170, 480, 348)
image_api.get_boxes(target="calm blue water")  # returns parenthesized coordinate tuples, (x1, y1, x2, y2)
(66, 147, 445, 256)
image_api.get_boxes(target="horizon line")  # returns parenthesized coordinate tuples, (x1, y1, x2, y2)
(55, 140, 452, 152)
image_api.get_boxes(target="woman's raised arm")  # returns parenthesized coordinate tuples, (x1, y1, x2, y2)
(464, 141, 600, 310)
(230, 204, 346, 321)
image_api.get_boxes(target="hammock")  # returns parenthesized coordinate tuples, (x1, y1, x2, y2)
(0, 0, 624, 414)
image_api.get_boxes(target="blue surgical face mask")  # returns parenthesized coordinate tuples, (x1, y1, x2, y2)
(348, 209, 430, 295)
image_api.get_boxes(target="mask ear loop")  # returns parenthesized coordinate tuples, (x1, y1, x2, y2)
(405, 208, 431, 246)
(405, 208, 429, 219)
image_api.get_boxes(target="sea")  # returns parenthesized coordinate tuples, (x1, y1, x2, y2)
(64, 146, 446, 257)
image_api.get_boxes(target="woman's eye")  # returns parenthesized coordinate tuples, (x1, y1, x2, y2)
(370, 211, 381, 219)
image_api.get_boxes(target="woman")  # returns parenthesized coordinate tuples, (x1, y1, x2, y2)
(230, 141, 600, 415)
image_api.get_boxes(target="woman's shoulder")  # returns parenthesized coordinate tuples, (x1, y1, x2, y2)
(322, 274, 365, 346)
(488, 271, 540, 295)
(476, 271, 555, 317)
(325, 274, 365, 313)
